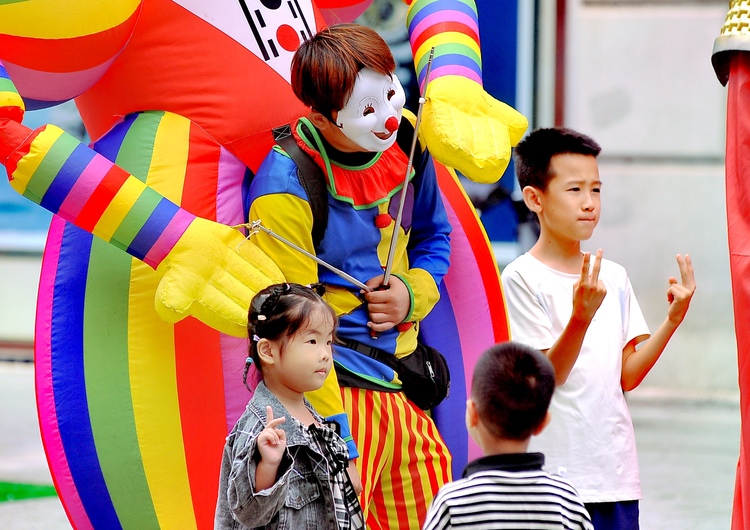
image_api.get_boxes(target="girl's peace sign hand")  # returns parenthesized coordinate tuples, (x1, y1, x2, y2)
(257, 406, 287, 466)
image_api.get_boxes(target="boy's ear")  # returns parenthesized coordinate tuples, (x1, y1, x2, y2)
(522, 185, 543, 213)
(531, 411, 552, 436)
(309, 109, 333, 130)
(256, 338, 276, 366)
(465, 399, 479, 429)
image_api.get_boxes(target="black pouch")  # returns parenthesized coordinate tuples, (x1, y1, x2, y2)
(341, 340, 451, 410)
(394, 343, 451, 410)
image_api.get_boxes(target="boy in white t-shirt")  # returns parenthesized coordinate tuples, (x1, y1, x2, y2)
(500, 127, 696, 530)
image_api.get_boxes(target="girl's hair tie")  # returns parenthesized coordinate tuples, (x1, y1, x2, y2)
(252, 334, 260, 342)
(256, 314, 266, 321)
(306, 282, 326, 296)
(242, 356, 254, 391)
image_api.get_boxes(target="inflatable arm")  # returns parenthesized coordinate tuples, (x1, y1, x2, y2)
(405, 0, 528, 183)
(0, 64, 24, 122)
(0, 70, 283, 337)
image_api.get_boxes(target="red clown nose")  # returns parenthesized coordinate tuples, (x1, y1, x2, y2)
(385, 116, 399, 133)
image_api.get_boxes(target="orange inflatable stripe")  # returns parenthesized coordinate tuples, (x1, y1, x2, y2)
(175, 320, 227, 530)
(4, 123, 42, 176)
(175, 122, 226, 530)
(75, 164, 131, 233)
(182, 122, 221, 209)
(0, 8, 139, 73)
(410, 21, 479, 58)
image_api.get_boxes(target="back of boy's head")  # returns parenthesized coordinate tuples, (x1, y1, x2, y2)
(246, 283, 336, 376)
(472, 341, 555, 441)
(515, 127, 601, 191)
(291, 23, 395, 123)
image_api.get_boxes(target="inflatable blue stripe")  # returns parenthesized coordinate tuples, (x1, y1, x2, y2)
(424, 53, 481, 78)
(422, 282, 468, 478)
(126, 197, 180, 261)
(40, 142, 97, 213)
(408, 0, 478, 35)
(51, 224, 122, 529)
(92, 113, 138, 164)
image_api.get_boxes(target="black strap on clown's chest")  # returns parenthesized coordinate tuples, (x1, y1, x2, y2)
(272, 123, 329, 249)
(271, 119, 417, 249)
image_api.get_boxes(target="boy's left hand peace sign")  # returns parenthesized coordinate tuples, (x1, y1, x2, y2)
(666, 254, 696, 325)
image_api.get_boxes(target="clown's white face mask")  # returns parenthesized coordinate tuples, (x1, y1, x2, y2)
(335, 68, 406, 152)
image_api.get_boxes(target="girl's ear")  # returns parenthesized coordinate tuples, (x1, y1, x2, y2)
(256, 338, 276, 366)
(522, 185, 543, 213)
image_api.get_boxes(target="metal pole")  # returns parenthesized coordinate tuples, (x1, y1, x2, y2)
(382, 47, 435, 287)
(242, 220, 372, 292)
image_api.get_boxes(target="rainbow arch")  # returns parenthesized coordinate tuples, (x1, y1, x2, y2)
(423, 163, 510, 475)
(34, 110, 252, 530)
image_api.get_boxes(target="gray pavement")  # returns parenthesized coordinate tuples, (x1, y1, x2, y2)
(0, 360, 740, 529)
(630, 391, 739, 529)
(0, 361, 70, 529)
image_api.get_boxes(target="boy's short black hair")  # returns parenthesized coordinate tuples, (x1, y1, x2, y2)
(514, 127, 601, 191)
(472, 341, 555, 441)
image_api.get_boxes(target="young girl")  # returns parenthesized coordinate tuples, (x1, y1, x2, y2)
(215, 283, 365, 530)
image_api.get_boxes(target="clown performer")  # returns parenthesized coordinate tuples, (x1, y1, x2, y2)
(0, 1, 526, 529)
(249, 24, 451, 528)
(713, 2, 750, 528)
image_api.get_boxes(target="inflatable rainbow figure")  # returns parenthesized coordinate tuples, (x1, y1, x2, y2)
(0, 1, 526, 528)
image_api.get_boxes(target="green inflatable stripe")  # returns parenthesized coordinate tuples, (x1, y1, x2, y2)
(0, 482, 58, 502)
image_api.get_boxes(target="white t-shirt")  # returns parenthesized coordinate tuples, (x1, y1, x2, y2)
(501, 253, 650, 503)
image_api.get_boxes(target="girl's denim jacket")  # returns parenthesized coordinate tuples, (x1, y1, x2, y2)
(214, 382, 347, 529)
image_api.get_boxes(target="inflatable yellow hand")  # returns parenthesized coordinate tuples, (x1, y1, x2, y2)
(155, 217, 285, 337)
(420, 75, 528, 184)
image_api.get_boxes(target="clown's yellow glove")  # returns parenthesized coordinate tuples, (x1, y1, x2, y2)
(155, 217, 284, 337)
(420, 75, 528, 184)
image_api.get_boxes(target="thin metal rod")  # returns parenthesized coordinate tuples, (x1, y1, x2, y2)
(382, 47, 435, 287)
(245, 221, 371, 292)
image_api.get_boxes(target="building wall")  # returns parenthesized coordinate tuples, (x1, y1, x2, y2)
(564, 1, 735, 396)
(0, 254, 41, 345)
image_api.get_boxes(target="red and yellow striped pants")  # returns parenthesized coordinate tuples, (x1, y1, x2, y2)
(341, 387, 452, 530)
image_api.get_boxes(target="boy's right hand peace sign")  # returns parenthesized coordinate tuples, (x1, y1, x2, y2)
(572, 249, 607, 323)
(665, 254, 696, 325)
(257, 406, 287, 466)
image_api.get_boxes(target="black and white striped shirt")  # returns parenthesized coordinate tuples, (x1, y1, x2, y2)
(422, 453, 593, 530)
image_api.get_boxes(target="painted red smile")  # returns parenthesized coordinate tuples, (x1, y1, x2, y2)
(373, 131, 394, 140)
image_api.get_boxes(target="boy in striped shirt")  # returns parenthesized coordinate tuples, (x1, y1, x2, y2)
(423, 342, 593, 530)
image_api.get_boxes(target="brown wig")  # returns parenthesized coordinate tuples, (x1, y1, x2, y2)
(291, 23, 395, 123)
